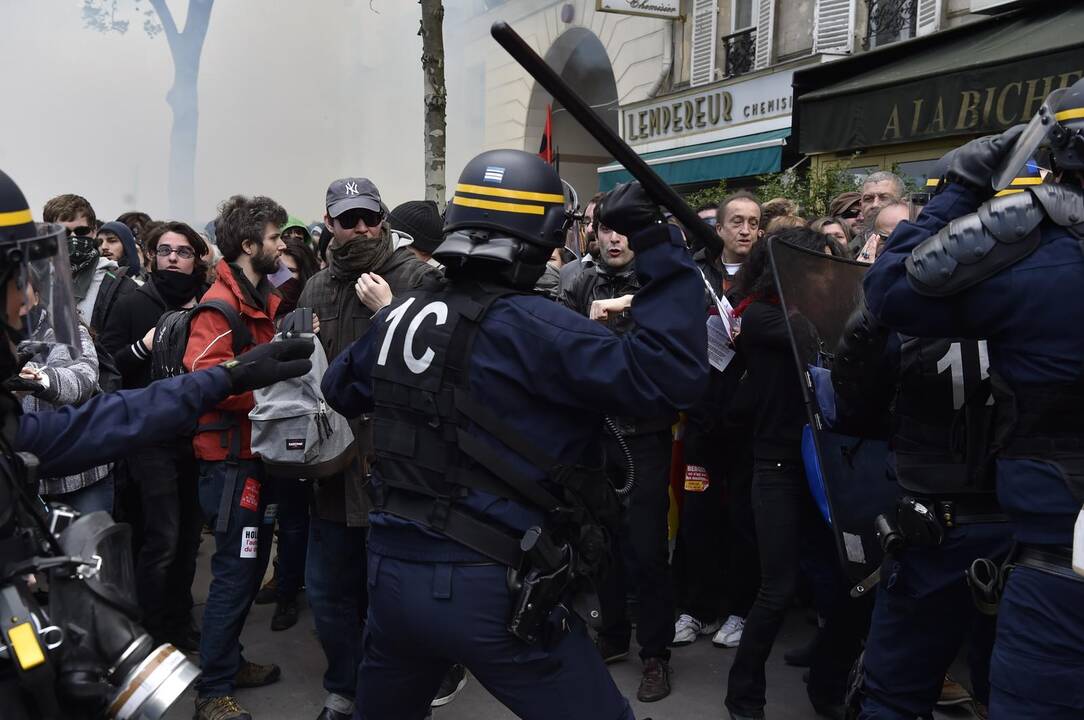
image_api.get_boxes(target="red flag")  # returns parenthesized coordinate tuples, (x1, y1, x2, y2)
(538, 103, 553, 164)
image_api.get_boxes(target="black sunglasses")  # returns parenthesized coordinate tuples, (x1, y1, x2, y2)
(839, 209, 860, 219)
(65, 226, 94, 238)
(335, 208, 384, 229)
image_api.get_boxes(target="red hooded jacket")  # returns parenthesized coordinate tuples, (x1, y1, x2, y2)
(183, 259, 280, 461)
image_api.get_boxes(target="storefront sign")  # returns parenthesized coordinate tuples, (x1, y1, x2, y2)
(596, 0, 681, 20)
(622, 70, 794, 145)
(799, 47, 1084, 154)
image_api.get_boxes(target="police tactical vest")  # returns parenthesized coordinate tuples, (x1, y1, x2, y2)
(893, 336, 995, 497)
(368, 282, 622, 570)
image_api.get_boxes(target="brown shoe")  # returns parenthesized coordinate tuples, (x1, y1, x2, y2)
(194, 695, 251, 720)
(637, 657, 672, 702)
(233, 660, 281, 688)
(936, 674, 971, 706)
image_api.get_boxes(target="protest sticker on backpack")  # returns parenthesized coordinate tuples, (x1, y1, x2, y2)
(240, 527, 259, 558)
(239, 477, 260, 512)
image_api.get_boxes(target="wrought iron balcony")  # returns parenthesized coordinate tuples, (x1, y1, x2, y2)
(864, 0, 917, 48)
(723, 27, 756, 78)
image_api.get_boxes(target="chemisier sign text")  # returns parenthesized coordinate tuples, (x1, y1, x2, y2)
(596, 0, 681, 20)
(622, 70, 794, 145)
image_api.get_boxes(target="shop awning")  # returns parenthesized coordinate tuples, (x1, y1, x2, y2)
(794, 6, 1084, 154)
(597, 128, 790, 192)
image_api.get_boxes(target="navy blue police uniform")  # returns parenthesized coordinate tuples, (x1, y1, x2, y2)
(835, 323, 1012, 718)
(322, 152, 708, 720)
(864, 137, 1084, 716)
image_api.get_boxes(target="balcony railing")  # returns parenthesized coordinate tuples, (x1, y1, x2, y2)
(864, 0, 916, 48)
(722, 27, 756, 78)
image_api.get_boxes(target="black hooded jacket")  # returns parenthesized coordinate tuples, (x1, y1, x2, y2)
(99, 275, 207, 389)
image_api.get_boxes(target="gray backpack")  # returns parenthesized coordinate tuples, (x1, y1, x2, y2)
(249, 310, 355, 478)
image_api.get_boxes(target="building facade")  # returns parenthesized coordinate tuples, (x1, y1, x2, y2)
(446, 0, 1081, 198)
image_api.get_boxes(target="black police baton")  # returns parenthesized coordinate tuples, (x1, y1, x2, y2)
(491, 21, 721, 258)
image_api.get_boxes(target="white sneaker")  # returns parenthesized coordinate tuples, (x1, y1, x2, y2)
(712, 615, 745, 648)
(671, 613, 721, 646)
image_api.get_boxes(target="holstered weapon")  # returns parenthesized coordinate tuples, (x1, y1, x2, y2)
(506, 527, 574, 645)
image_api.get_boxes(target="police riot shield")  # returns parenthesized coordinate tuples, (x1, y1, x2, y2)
(768, 237, 896, 588)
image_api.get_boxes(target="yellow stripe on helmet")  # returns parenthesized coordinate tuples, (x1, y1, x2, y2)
(456, 183, 564, 204)
(452, 196, 545, 215)
(0, 208, 33, 227)
(1009, 177, 1043, 185)
(1055, 107, 1084, 122)
(995, 189, 1025, 197)
(925, 178, 940, 187)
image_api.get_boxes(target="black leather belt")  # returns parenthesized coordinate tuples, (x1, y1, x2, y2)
(1012, 543, 1084, 584)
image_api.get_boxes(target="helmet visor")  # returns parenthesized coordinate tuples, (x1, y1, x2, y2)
(15, 223, 82, 360)
(992, 89, 1066, 191)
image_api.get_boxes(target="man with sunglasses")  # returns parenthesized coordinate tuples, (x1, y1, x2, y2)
(43, 193, 137, 334)
(297, 177, 442, 720)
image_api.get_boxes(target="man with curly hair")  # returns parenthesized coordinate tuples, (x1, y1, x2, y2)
(184, 194, 288, 720)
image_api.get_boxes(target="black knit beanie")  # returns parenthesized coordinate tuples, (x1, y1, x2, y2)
(389, 200, 444, 254)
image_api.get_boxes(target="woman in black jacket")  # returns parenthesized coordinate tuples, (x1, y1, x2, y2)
(100, 221, 209, 652)
(724, 227, 842, 720)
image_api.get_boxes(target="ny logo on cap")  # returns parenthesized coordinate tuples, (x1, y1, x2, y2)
(345, 181, 360, 196)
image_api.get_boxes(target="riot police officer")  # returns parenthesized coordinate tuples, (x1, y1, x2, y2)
(864, 77, 1084, 718)
(322, 149, 708, 720)
(833, 208, 1012, 718)
(0, 168, 312, 719)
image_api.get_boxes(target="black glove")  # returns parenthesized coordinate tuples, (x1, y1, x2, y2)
(597, 182, 662, 238)
(945, 125, 1025, 192)
(222, 337, 313, 393)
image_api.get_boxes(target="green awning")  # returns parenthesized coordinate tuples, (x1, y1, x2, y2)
(597, 128, 790, 192)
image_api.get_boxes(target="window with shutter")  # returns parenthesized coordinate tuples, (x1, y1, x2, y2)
(690, 0, 719, 87)
(916, 0, 943, 35)
(813, 0, 855, 54)
(753, 0, 775, 70)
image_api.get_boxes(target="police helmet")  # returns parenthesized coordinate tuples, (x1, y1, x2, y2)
(0, 170, 82, 371)
(436, 150, 570, 289)
(994, 76, 1084, 190)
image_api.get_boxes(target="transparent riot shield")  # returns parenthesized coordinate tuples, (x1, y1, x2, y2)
(768, 237, 897, 588)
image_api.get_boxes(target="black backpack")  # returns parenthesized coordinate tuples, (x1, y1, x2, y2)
(150, 299, 252, 380)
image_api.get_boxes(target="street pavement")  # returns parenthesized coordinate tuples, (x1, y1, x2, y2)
(166, 540, 982, 720)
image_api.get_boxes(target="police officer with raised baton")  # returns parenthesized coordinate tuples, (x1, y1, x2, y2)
(322, 148, 708, 720)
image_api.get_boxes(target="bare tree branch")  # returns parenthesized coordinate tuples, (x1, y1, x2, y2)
(147, 0, 178, 47)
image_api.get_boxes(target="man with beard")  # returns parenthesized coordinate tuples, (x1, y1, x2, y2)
(184, 195, 289, 720)
(100, 222, 210, 655)
(297, 177, 441, 720)
(558, 191, 603, 291)
(560, 212, 679, 703)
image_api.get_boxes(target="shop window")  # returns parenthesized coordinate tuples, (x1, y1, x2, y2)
(894, 158, 938, 189)
(864, 0, 916, 48)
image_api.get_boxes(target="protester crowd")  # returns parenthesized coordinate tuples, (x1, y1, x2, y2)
(25, 166, 979, 720)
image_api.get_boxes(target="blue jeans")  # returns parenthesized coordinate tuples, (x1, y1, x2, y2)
(195, 459, 275, 698)
(860, 522, 1011, 719)
(306, 516, 367, 702)
(56, 472, 115, 516)
(275, 480, 311, 599)
(356, 554, 634, 720)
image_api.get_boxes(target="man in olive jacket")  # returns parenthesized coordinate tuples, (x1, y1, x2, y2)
(298, 177, 442, 720)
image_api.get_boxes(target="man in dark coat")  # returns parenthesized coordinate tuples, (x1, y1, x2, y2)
(297, 177, 442, 720)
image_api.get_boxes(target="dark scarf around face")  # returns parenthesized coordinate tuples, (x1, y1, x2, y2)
(328, 225, 394, 282)
(151, 269, 205, 309)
